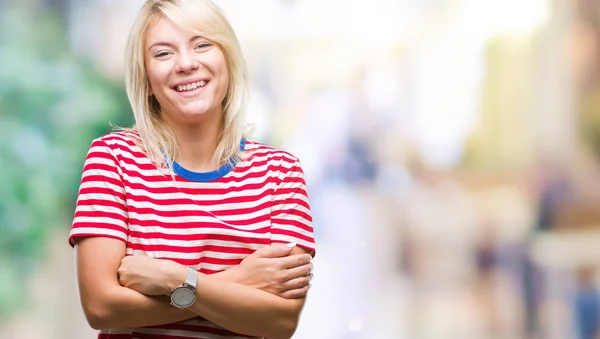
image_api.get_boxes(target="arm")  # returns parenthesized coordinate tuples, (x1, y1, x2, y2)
(76, 237, 312, 330)
(75, 237, 196, 329)
(71, 139, 196, 328)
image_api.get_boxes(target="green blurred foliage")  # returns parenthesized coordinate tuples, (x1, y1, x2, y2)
(0, 5, 133, 318)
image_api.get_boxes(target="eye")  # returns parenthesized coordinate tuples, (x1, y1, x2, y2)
(154, 50, 171, 58)
(195, 42, 212, 51)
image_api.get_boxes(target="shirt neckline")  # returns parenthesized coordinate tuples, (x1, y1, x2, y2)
(172, 139, 246, 182)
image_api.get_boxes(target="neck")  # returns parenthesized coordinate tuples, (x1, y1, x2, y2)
(166, 113, 223, 172)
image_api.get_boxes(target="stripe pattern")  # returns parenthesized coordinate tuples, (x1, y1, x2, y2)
(70, 132, 315, 338)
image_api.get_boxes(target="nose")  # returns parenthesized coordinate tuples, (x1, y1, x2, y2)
(174, 50, 199, 74)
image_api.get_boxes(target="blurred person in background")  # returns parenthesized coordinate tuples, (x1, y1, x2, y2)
(572, 267, 600, 339)
(68, 0, 315, 338)
(523, 159, 572, 338)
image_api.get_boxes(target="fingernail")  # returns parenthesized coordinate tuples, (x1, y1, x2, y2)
(308, 282, 312, 289)
(285, 242, 297, 248)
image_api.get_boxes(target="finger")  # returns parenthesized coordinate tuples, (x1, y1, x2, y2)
(283, 263, 313, 281)
(267, 242, 297, 258)
(279, 284, 311, 299)
(280, 253, 312, 269)
(243, 246, 273, 260)
(283, 275, 311, 290)
(253, 243, 296, 259)
(117, 272, 126, 286)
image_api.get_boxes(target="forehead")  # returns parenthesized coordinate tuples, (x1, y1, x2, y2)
(145, 16, 194, 45)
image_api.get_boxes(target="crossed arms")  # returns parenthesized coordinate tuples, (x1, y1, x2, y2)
(74, 237, 313, 339)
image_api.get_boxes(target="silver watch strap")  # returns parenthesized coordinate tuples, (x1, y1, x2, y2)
(184, 267, 198, 290)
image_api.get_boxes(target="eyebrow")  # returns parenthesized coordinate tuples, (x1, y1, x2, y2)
(148, 36, 205, 51)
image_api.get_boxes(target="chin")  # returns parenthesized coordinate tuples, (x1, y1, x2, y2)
(179, 107, 218, 122)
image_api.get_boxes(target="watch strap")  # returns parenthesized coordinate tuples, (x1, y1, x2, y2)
(184, 266, 198, 290)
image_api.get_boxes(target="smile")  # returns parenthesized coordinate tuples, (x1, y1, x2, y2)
(175, 80, 208, 92)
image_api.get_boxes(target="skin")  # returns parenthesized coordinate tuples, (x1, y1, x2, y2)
(75, 15, 314, 339)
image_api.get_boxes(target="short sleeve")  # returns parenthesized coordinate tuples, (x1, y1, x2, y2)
(68, 138, 129, 247)
(270, 159, 316, 257)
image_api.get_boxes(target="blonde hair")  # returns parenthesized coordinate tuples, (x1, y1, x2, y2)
(123, 0, 249, 169)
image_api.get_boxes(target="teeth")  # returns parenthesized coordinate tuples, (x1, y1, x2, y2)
(176, 80, 208, 92)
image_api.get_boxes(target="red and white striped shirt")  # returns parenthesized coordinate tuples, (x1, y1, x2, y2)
(69, 132, 315, 339)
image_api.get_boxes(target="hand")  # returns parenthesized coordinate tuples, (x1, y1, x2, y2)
(235, 243, 313, 299)
(117, 255, 186, 296)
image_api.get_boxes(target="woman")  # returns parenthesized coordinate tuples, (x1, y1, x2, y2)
(69, 0, 316, 338)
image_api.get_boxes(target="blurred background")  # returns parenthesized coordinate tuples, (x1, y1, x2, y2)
(2, 0, 600, 338)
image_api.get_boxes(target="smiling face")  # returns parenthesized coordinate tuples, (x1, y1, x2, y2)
(144, 16, 229, 125)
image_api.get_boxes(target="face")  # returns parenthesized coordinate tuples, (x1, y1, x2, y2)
(144, 17, 229, 125)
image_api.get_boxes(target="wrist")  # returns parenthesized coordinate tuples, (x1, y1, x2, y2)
(223, 265, 246, 284)
(163, 261, 188, 295)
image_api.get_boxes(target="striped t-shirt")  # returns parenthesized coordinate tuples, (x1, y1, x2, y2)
(69, 132, 315, 339)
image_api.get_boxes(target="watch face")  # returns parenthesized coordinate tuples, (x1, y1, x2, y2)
(171, 287, 196, 308)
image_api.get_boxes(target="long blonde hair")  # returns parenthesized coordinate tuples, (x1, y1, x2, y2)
(123, 0, 249, 169)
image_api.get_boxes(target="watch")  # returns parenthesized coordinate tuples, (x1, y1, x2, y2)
(170, 267, 198, 309)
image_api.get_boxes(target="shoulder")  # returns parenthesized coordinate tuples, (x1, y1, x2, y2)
(243, 139, 301, 166)
(89, 131, 143, 156)
(93, 130, 140, 147)
(242, 140, 307, 184)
